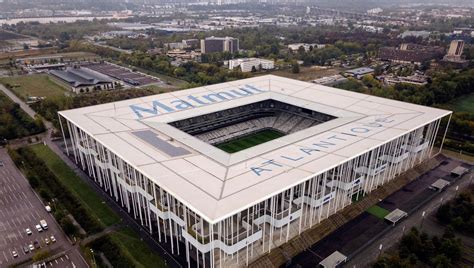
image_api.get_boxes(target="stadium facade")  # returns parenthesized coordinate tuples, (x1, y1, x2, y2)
(58, 75, 451, 267)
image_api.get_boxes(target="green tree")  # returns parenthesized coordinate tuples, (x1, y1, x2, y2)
(291, 62, 300, 74)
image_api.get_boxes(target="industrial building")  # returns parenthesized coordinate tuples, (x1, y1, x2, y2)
(58, 75, 451, 267)
(50, 67, 116, 93)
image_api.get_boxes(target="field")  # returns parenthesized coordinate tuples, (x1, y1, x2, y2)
(366, 205, 390, 219)
(445, 93, 474, 114)
(0, 74, 68, 100)
(110, 228, 167, 268)
(30, 144, 120, 226)
(216, 129, 284, 153)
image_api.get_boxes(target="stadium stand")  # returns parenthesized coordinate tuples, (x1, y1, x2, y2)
(170, 99, 336, 147)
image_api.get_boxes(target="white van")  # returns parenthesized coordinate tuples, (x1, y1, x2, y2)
(40, 220, 48, 230)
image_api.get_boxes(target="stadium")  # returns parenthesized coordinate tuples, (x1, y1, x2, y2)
(58, 75, 451, 267)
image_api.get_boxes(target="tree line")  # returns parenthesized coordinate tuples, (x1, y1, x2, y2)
(0, 92, 44, 140)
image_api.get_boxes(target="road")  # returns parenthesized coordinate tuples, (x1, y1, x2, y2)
(345, 171, 473, 268)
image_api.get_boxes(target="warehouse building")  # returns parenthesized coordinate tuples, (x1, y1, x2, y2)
(50, 67, 116, 93)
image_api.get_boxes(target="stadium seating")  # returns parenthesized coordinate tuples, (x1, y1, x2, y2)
(170, 99, 337, 146)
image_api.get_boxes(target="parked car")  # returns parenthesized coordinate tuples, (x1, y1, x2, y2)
(25, 228, 32, 235)
(28, 244, 34, 251)
(50, 235, 56, 243)
(34, 240, 40, 249)
(44, 238, 50, 245)
(35, 224, 42, 232)
(23, 246, 29, 253)
(11, 251, 18, 258)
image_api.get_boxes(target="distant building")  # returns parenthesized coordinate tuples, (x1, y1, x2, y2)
(383, 74, 428, 86)
(50, 67, 116, 94)
(378, 43, 445, 65)
(447, 40, 464, 57)
(182, 39, 200, 49)
(201, 36, 239, 54)
(311, 74, 348, 86)
(344, 67, 374, 79)
(102, 31, 148, 39)
(442, 40, 469, 67)
(167, 49, 201, 61)
(399, 31, 431, 39)
(288, 43, 325, 53)
(165, 42, 186, 50)
(228, 58, 274, 72)
(367, 8, 383, 14)
(166, 39, 200, 50)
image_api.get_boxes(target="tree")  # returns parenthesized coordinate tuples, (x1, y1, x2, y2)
(32, 250, 50, 262)
(291, 62, 300, 74)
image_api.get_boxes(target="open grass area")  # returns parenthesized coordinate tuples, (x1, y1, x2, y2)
(445, 93, 474, 114)
(366, 205, 390, 219)
(0, 74, 67, 100)
(109, 228, 167, 268)
(30, 144, 120, 227)
(216, 129, 284, 153)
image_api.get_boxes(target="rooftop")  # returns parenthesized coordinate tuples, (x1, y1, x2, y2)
(59, 75, 450, 223)
(50, 67, 113, 87)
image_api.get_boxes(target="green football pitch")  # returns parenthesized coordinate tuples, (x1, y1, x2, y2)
(216, 129, 285, 153)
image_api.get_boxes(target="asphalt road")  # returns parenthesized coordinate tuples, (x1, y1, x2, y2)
(0, 148, 88, 268)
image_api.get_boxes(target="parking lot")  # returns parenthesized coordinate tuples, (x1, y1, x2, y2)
(0, 148, 86, 267)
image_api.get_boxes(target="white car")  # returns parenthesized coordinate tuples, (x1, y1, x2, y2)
(28, 244, 34, 251)
(25, 228, 32, 235)
(35, 224, 42, 232)
(50, 235, 56, 243)
(45, 205, 51, 212)
(12, 250, 18, 258)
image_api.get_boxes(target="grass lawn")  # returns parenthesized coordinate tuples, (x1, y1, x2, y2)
(216, 129, 284, 153)
(366, 205, 390, 219)
(110, 228, 167, 268)
(30, 144, 120, 227)
(0, 74, 67, 100)
(446, 93, 474, 114)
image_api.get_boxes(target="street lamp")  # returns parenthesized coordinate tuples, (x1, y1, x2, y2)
(90, 248, 96, 268)
(420, 211, 426, 230)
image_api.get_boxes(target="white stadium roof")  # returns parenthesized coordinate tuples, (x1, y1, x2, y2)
(59, 75, 451, 223)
